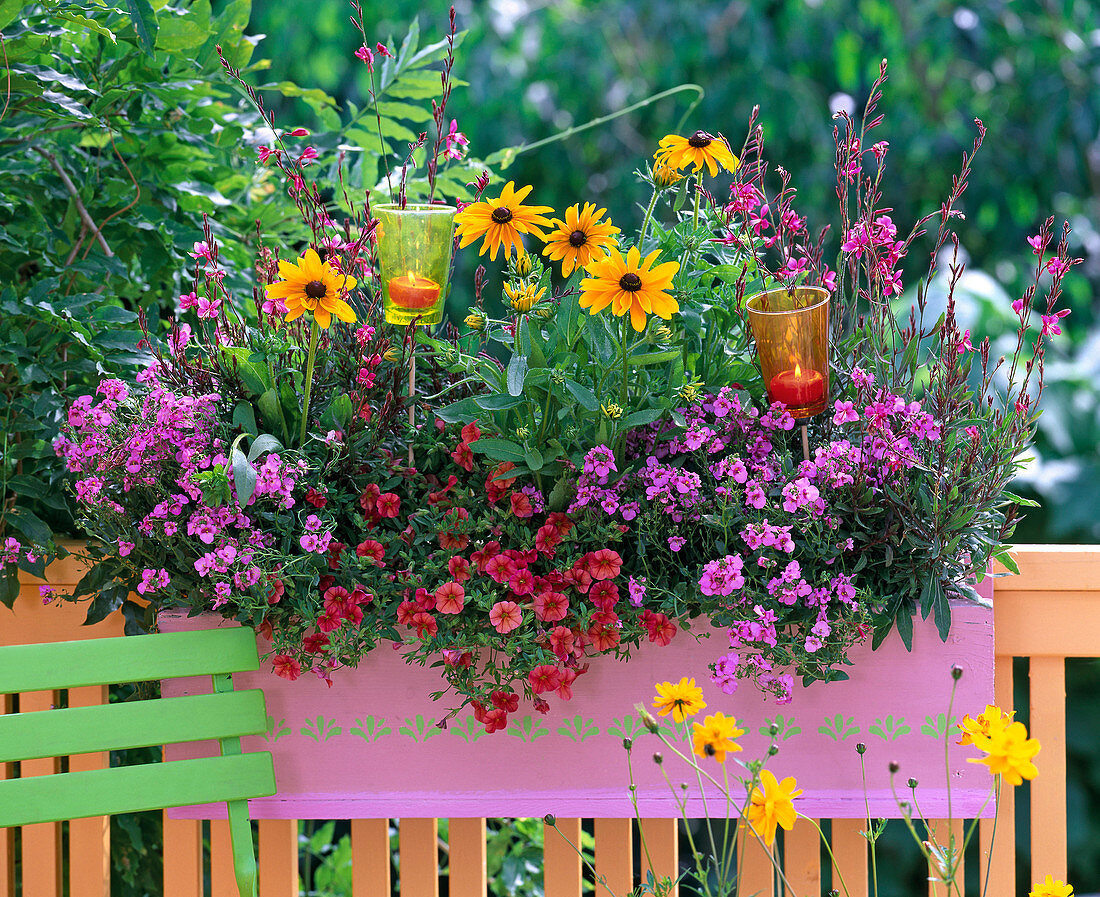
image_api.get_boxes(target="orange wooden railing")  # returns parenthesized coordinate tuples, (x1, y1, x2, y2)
(3, 544, 1092, 896)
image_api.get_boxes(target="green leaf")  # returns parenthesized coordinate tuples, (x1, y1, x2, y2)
(5, 506, 51, 545)
(436, 396, 483, 422)
(256, 388, 289, 445)
(232, 402, 257, 435)
(620, 408, 664, 429)
(123, 0, 159, 56)
(564, 379, 597, 411)
(506, 354, 528, 396)
(230, 448, 257, 506)
(475, 394, 523, 411)
(629, 349, 680, 366)
(155, 0, 212, 52)
(470, 438, 525, 464)
(524, 448, 544, 471)
(0, 567, 19, 609)
(85, 582, 127, 626)
(246, 434, 283, 462)
(0, 0, 27, 32)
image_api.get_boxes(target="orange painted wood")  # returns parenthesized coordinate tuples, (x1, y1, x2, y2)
(67, 684, 110, 897)
(543, 817, 582, 897)
(925, 818, 964, 897)
(258, 819, 297, 896)
(638, 818, 677, 896)
(162, 816, 202, 897)
(352, 818, 391, 895)
(447, 818, 486, 897)
(1030, 655, 1067, 884)
(784, 819, 821, 894)
(994, 589, 1100, 657)
(594, 817, 631, 896)
(20, 689, 60, 897)
(210, 819, 237, 896)
(979, 652, 1015, 897)
(830, 819, 868, 897)
(737, 831, 775, 897)
(992, 545, 1100, 591)
(398, 818, 439, 897)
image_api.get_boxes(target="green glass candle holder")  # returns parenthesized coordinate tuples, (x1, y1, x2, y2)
(745, 286, 831, 419)
(375, 203, 457, 326)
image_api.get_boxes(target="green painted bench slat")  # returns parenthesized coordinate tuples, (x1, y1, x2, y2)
(0, 753, 276, 827)
(0, 627, 258, 692)
(0, 627, 275, 897)
(0, 689, 268, 762)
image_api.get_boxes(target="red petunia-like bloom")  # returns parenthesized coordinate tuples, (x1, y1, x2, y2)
(355, 539, 385, 564)
(489, 600, 523, 633)
(534, 590, 569, 623)
(589, 580, 619, 609)
(451, 441, 475, 472)
(564, 565, 593, 594)
(642, 610, 676, 646)
(301, 632, 329, 654)
(410, 611, 438, 638)
(528, 664, 563, 695)
(588, 623, 620, 652)
(358, 483, 381, 513)
(485, 462, 517, 504)
(396, 600, 419, 625)
(508, 568, 536, 597)
(587, 548, 622, 581)
(448, 555, 471, 582)
(482, 708, 508, 733)
(376, 492, 401, 518)
(435, 581, 465, 615)
(461, 421, 482, 443)
(547, 511, 574, 536)
(491, 690, 520, 713)
(548, 625, 575, 658)
(534, 524, 562, 556)
(272, 654, 302, 680)
(485, 553, 518, 584)
(510, 492, 534, 518)
(305, 487, 328, 508)
(472, 540, 502, 573)
(556, 666, 579, 700)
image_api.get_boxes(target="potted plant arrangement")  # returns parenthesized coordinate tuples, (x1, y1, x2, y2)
(5, 22, 1077, 816)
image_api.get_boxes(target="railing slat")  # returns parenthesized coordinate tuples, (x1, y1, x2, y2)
(398, 818, 439, 897)
(979, 652, 1016, 896)
(210, 818, 237, 896)
(162, 816, 202, 897)
(831, 819, 868, 897)
(0, 693, 11, 897)
(447, 818, 486, 897)
(544, 818, 582, 897)
(738, 832, 775, 896)
(639, 818, 678, 896)
(594, 818, 632, 896)
(64, 685, 109, 897)
(1030, 655, 1067, 883)
(351, 818, 391, 895)
(258, 819, 297, 896)
(20, 689, 60, 897)
(784, 819, 821, 894)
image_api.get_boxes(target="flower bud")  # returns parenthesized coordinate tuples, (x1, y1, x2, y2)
(951, 665, 964, 681)
(641, 709, 660, 733)
(767, 744, 779, 756)
(383, 347, 401, 362)
(889, 761, 900, 774)
(543, 813, 556, 826)
(907, 777, 918, 789)
(464, 311, 486, 331)
(653, 752, 663, 765)
(653, 161, 683, 189)
(514, 251, 534, 277)
(856, 742, 867, 755)
(622, 737, 633, 751)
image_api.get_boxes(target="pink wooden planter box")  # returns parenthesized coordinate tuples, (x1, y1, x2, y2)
(161, 583, 993, 820)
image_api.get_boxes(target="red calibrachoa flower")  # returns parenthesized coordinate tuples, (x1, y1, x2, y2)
(305, 487, 328, 508)
(485, 462, 517, 504)
(435, 581, 465, 614)
(266, 577, 285, 604)
(442, 648, 473, 668)
(355, 539, 385, 564)
(471, 540, 501, 573)
(410, 611, 438, 638)
(358, 483, 380, 513)
(491, 690, 520, 713)
(489, 600, 522, 633)
(641, 609, 676, 646)
(301, 632, 329, 654)
(451, 441, 474, 471)
(588, 623, 620, 652)
(510, 492, 534, 517)
(534, 590, 569, 622)
(556, 666, 581, 700)
(272, 654, 302, 680)
(547, 511, 574, 536)
(589, 579, 619, 609)
(485, 553, 518, 584)
(396, 600, 418, 625)
(548, 625, 575, 659)
(448, 555, 471, 582)
(587, 548, 622, 580)
(461, 421, 482, 443)
(376, 493, 401, 517)
(534, 523, 562, 556)
(528, 664, 563, 694)
(508, 567, 535, 596)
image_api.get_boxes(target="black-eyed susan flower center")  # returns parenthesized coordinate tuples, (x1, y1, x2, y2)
(491, 207, 514, 224)
(569, 230, 588, 247)
(305, 280, 328, 299)
(688, 130, 712, 148)
(619, 272, 643, 292)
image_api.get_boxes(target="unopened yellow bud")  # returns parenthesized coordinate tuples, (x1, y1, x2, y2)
(464, 311, 486, 331)
(504, 282, 546, 314)
(514, 251, 534, 277)
(383, 347, 401, 362)
(655, 325, 674, 341)
(653, 162, 683, 189)
(601, 402, 623, 419)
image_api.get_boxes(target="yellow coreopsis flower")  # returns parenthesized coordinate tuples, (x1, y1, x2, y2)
(746, 770, 803, 846)
(957, 704, 1014, 746)
(692, 712, 745, 763)
(454, 181, 554, 261)
(652, 677, 706, 723)
(967, 719, 1040, 786)
(579, 245, 679, 333)
(1030, 874, 1074, 897)
(541, 202, 620, 277)
(265, 248, 357, 329)
(655, 130, 740, 178)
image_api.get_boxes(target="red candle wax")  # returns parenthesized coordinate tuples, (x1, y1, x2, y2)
(388, 273, 441, 309)
(768, 366, 825, 407)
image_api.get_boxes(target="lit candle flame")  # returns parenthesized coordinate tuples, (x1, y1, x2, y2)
(794, 361, 803, 377)
(406, 271, 416, 283)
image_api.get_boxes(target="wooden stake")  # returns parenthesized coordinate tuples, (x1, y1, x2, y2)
(800, 423, 810, 462)
(407, 344, 416, 467)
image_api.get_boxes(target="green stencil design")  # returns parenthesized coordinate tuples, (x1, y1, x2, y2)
(350, 716, 391, 742)
(557, 715, 599, 742)
(759, 715, 801, 741)
(265, 715, 291, 743)
(658, 718, 689, 741)
(453, 715, 487, 744)
(301, 715, 342, 742)
(507, 715, 551, 742)
(920, 713, 959, 740)
(399, 714, 440, 742)
(607, 715, 643, 741)
(869, 715, 911, 741)
(818, 714, 860, 742)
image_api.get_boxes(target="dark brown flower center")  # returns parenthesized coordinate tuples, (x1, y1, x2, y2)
(568, 229, 587, 247)
(619, 272, 643, 292)
(304, 280, 328, 299)
(688, 130, 713, 148)
(491, 206, 514, 224)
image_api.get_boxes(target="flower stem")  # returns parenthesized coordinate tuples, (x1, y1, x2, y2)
(299, 318, 320, 447)
(692, 176, 701, 230)
(638, 188, 660, 248)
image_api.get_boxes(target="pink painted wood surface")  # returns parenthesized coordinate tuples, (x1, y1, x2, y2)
(161, 588, 993, 820)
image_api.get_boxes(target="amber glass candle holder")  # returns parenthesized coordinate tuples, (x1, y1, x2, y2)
(375, 203, 457, 326)
(745, 286, 831, 419)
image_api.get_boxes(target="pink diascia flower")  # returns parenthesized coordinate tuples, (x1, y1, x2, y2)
(489, 600, 522, 634)
(1040, 308, 1070, 337)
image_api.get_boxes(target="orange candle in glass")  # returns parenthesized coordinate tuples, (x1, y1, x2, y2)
(745, 285, 830, 419)
(387, 271, 441, 310)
